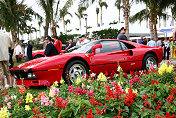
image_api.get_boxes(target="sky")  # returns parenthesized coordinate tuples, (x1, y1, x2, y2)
(22, 0, 174, 40)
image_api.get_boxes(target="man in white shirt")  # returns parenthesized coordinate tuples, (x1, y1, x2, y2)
(0, 30, 14, 89)
(163, 38, 170, 60)
(14, 42, 22, 62)
(156, 40, 162, 46)
(81, 35, 90, 45)
(147, 37, 156, 47)
(76, 36, 83, 47)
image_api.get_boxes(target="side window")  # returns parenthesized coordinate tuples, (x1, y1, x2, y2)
(96, 40, 122, 53)
(120, 42, 128, 50)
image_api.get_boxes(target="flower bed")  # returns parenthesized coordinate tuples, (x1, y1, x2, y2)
(0, 62, 176, 118)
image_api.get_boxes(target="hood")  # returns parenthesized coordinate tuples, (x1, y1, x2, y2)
(10, 57, 48, 70)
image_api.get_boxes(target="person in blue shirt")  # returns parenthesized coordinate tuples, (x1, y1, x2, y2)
(139, 36, 144, 44)
(65, 39, 75, 51)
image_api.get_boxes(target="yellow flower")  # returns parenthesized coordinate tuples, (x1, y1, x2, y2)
(26, 93, 33, 103)
(53, 81, 58, 87)
(0, 107, 11, 118)
(76, 77, 82, 85)
(25, 105, 31, 111)
(97, 73, 107, 81)
(158, 62, 173, 75)
(125, 88, 129, 93)
(133, 89, 138, 95)
(117, 65, 123, 72)
(118, 81, 123, 86)
(60, 78, 65, 84)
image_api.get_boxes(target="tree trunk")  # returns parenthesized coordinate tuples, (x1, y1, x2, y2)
(100, 7, 103, 26)
(51, 19, 57, 36)
(63, 17, 65, 33)
(97, 14, 99, 27)
(44, 20, 49, 37)
(118, 9, 120, 23)
(149, 14, 154, 38)
(79, 16, 82, 30)
(122, 0, 130, 40)
(153, 17, 158, 41)
(11, 30, 18, 42)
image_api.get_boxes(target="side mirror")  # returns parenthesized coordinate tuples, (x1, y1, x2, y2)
(92, 44, 102, 55)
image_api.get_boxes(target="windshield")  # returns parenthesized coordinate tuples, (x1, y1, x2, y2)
(71, 41, 98, 53)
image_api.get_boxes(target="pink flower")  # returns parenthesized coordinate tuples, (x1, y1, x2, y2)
(49, 100, 53, 106)
(50, 87, 59, 97)
(82, 83, 85, 88)
(7, 102, 11, 109)
(87, 85, 91, 89)
(91, 73, 96, 78)
(111, 81, 116, 86)
(41, 96, 49, 106)
(68, 86, 75, 93)
(5, 97, 10, 102)
(88, 90, 94, 97)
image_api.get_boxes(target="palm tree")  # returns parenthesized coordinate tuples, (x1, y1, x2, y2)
(115, 0, 122, 23)
(75, 6, 87, 30)
(37, 0, 51, 37)
(122, 0, 130, 39)
(134, 0, 174, 40)
(0, 0, 35, 41)
(99, 0, 108, 26)
(65, 19, 71, 34)
(96, 7, 99, 27)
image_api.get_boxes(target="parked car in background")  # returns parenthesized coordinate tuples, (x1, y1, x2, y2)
(32, 44, 66, 58)
(10, 39, 163, 86)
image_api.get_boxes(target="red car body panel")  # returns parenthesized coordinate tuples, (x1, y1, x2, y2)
(10, 39, 163, 86)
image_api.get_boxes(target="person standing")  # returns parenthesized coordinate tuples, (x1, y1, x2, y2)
(44, 36, 58, 57)
(76, 36, 83, 47)
(14, 42, 22, 62)
(156, 39, 162, 46)
(147, 37, 156, 47)
(117, 27, 128, 40)
(81, 35, 90, 45)
(9, 38, 14, 68)
(0, 30, 14, 89)
(163, 38, 170, 60)
(52, 36, 62, 54)
(24, 40, 33, 61)
(139, 36, 143, 44)
(142, 38, 147, 45)
(65, 39, 75, 51)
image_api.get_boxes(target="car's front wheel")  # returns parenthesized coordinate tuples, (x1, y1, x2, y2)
(63, 60, 89, 84)
(142, 54, 158, 71)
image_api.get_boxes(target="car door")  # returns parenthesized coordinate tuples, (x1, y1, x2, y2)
(90, 40, 127, 75)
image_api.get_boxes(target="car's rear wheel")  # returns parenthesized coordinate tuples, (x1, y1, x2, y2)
(34, 54, 44, 59)
(63, 60, 89, 84)
(142, 54, 158, 71)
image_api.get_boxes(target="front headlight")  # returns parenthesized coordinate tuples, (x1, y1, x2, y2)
(28, 73, 36, 78)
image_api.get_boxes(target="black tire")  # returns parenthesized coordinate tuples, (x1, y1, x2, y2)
(63, 60, 89, 84)
(142, 54, 158, 71)
(34, 54, 44, 59)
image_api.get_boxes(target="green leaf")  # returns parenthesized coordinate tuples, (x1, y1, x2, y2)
(131, 112, 139, 118)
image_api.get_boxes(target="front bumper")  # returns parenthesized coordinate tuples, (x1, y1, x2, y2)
(10, 68, 63, 86)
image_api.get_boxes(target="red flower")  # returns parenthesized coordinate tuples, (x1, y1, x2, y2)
(86, 108, 94, 118)
(96, 108, 103, 115)
(151, 93, 156, 98)
(18, 100, 22, 105)
(165, 94, 175, 107)
(123, 88, 137, 106)
(165, 112, 175, 118)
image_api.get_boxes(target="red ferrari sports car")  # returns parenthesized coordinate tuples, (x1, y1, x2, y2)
(10, 39, 163, 86)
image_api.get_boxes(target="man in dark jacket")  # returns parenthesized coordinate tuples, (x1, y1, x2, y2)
(24, 40, 33, 61)
(44, 36, 58, 57)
